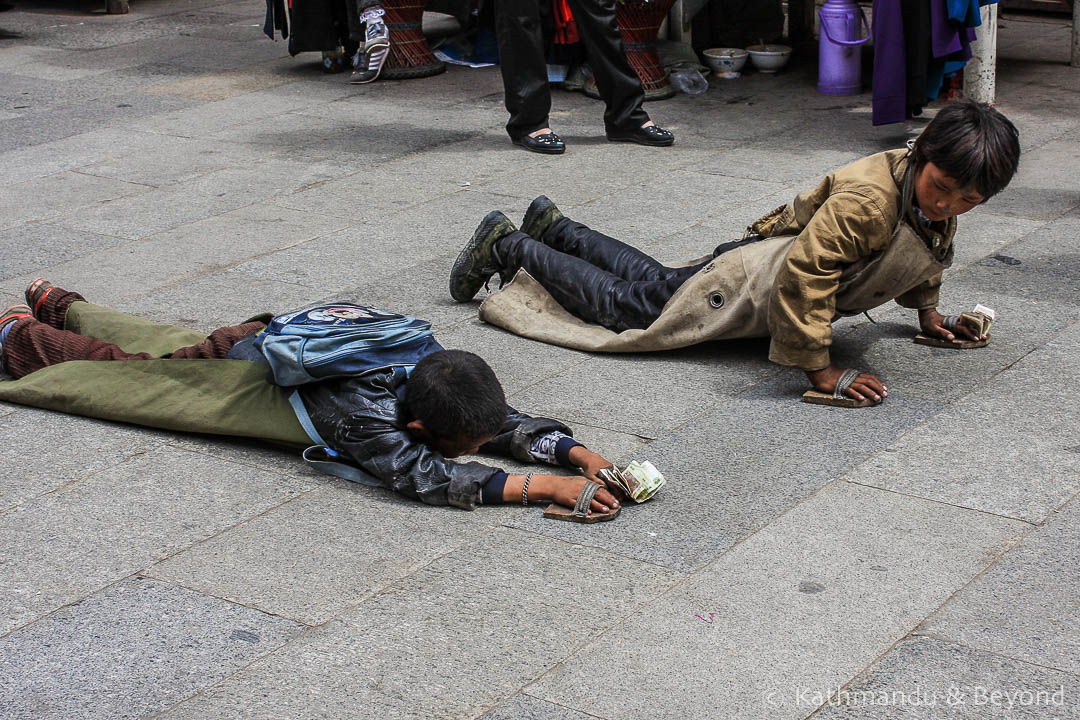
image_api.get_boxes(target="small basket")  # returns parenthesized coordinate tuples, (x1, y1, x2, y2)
(382, 0, 445, 80)
(615, 0, 677, 100)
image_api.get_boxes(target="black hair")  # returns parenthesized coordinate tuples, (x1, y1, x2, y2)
(404, 349, 507, 441)
(911, 99, 1020, 200)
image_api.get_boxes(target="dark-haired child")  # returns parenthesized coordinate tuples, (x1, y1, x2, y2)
(0, 283, 620, 517)
(451, 99, 1021, 404)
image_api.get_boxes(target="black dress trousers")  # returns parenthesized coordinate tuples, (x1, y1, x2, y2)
(494, 0, 649, 141)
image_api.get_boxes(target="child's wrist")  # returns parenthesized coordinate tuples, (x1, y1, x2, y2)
(568, 445, 602, 470)
(527, 474, 556, 502)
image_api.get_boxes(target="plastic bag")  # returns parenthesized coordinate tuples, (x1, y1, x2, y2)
(669, 68, 708, 95)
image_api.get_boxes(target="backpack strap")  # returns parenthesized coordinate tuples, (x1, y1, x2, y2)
(301, 445, 384, 487)
(288, 390, 384, 488)
(288, 390, 329, 446)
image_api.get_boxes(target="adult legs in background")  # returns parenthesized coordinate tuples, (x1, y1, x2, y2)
(347, 0, 389, 84)
(564, 0, 649, 134)
(493, 0, 557, 144)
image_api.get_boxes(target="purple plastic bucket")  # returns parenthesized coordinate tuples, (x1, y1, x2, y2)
(818, 0, 869, 95)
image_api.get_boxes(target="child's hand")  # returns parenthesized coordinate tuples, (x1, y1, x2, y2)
(567, 445, 615, 483)
(805, 366, 887, 402)
(549, 476, 620, 514)
(919, 307, 983, 342)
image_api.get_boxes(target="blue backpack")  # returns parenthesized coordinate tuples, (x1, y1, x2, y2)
(254, 303, 440, 387)
(253, 303, 443, 487)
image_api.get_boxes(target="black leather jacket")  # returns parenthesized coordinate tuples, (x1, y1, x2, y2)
(299, 366, 572, 510)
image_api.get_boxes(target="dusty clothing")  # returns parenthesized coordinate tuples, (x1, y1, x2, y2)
(0, 300, 308, 447)
(480, 149, 955, 370)
(0, 297, 572, 511)
(494, 0, 648, 140)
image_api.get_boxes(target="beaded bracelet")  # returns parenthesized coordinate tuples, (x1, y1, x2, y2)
(521, 472, 534, 506)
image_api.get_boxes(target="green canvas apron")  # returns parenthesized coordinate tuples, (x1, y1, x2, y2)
(479, 170, 949, 353)
(0, 302, 310, 448)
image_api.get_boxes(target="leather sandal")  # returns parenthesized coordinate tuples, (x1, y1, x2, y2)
(606, 124, 675, 147)
(513, 131, 566, 155)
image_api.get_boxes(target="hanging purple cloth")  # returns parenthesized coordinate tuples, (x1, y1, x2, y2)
(927, 0, 976, 100)
(872, 0, 907, 126)
(931, 0, 973, 58)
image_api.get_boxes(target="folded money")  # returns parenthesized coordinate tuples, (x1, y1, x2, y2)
(597, 460, 665, 503)
(959, 304, 995, 337)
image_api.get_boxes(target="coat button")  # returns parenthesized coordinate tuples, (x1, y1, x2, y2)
(709, 292, 725, 308)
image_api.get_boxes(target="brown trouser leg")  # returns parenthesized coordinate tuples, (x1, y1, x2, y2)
(2, 308, 264, 379)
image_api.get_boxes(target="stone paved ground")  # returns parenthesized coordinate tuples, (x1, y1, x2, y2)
(1, 2, 1079, 718)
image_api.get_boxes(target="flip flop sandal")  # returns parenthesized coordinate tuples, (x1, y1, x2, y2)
(543, 481, 620, 523)
(913, 332, 990, 349)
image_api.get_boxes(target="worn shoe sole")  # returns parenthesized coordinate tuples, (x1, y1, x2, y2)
(521, 195, 564, 241)
(449, 211, 513, 302)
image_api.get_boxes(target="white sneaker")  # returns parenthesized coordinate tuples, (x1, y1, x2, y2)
(349, 21, 389, 84)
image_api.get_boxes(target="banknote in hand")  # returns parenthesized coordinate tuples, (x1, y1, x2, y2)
(597, 460, 665, 503)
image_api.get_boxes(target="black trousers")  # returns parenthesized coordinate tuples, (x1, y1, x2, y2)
(494, 0, 649, 141)
(497, 217, 710, 332)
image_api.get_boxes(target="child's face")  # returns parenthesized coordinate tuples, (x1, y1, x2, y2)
(914, 161, 985, 222)
(433, 433, 495, 458)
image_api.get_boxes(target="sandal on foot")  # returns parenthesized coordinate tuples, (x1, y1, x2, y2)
(543, 481, 620, 523)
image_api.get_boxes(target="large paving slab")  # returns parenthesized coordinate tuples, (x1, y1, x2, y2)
(847, 320, 1080, 522)
(811, 636, 1080, 718)
(836, 267, 1080, 407)
(0, 576, 304, 720)
(0, 445, 313, 634)
(155, 528, 680, 720)
(112, 269, 327, 333)
(506, 340, 779, 440)
(524, 481, 1026, 720)
(507, 372, 939, 572)
(236, 188, 509, 288)
(943, 208, 1046, 269)
(568, 171, 788, 243)
(0, 127, 177, 186)
(481, 695, 598, 720)
(0, 171, 151, 230)
(0, 409, 168, 510)
(0, 222, 132, 282)
(919, 497, 1080, 675)
(146, 482, 519, 625)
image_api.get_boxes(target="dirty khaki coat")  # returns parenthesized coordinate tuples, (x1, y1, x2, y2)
(480, 149, 956, 370)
